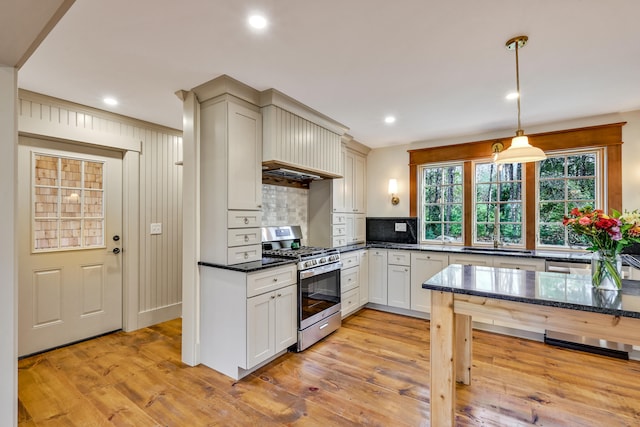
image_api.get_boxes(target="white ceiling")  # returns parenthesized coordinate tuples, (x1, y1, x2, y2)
(14, 0, 640, 148)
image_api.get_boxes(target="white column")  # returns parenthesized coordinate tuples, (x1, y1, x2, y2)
(0, 65, 18, 427)
(181, 91, 201, 366)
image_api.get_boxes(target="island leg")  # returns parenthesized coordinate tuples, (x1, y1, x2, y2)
(430, 291, 455, 426)
(455, 313, 472, 385)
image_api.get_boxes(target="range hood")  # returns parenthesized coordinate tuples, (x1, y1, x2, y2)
(262, 160, 342, 188)
(263, 168, 323, 182)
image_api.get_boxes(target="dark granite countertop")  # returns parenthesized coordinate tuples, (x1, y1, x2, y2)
(198, 257, 296, 273)
(422, 264, 640, 318)
(337, 241, 640, 267)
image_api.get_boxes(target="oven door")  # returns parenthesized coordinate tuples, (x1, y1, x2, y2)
(298, 263, 341, 330)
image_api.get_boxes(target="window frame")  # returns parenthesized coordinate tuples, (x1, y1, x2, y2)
(472, 160, 526, 248)
(419, 161, 465, 245)
(535, 147, 604, 250)
(32, 152, 106, 253)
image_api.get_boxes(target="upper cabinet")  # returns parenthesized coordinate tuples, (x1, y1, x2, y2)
(343, 149, 366, 213)
(308, 137, 370, 248)
(227, 102, 263, 211)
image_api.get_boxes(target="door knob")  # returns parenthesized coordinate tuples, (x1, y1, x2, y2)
(113, 247, 121, 254)
(113, 235, 120, 241)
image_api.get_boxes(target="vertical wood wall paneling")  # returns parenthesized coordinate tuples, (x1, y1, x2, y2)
(18, 91, 182, 330)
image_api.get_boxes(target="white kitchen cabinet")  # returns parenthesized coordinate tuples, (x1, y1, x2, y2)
(227, 102, 262, 211)
(308, 141, 368, 248)
(340, 250, 364, 318)
(494, 257, 545, 271)
(332, 145, 346, 212)
(387, 264, 411, 309)
(359, 250, 369, 306)
(199, 93, 263, 265)
(368, 249, 388, 304)
(343, 149, 366, 213)
(410, 252, 449, 313)
(448, 253, 494, 267)
(247, 283, 297, 368)
(200, 264, 297, 380)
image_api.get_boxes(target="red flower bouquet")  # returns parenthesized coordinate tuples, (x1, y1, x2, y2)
(563, 207, 640, 289)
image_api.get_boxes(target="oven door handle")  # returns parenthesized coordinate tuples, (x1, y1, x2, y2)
(299, 262, 342, 279)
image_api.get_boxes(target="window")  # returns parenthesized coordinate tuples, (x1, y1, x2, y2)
(537, 150, 600, 248)
(474, 162, 523, 246)
(33, 153, 105, 251)
(420, 163, 463, 243)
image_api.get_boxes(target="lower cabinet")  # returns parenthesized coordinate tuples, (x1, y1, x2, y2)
(247, 283, 297, 368)
(410, 251, 449, 313)
(368, 249, 388, 304)
(340, 249, 368, 318)
(359, 250, 369, 306)
(200, 263, 297, 380)
(387, 264, 410, 309)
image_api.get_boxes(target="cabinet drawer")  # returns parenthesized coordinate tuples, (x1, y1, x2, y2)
(332, 213, 347, 225)
(341, 268, 359, 292)
(332, 236, 347, 248)
(227, 228, 261, 247)
(247, 264, 297, 298)
(341, 252, 359, 269)
(388, 251, 411, 266)
(341, 288, 359, 317)
(227, 244, 261, 265)
(332, 224, 347, 236)
(228, 210, 261, 228)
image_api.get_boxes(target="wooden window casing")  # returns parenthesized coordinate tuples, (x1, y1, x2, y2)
(408, 122, 625, 249)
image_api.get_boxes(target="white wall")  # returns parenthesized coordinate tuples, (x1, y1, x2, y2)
(366, 144, 411, 217)
(0, 65, 18, 427)
(367, 110, 640, 217)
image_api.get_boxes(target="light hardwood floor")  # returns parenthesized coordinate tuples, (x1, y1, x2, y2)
(18, 308, 640, 426)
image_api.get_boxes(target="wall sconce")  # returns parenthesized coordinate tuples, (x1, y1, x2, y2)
(388, 179, 399, 205)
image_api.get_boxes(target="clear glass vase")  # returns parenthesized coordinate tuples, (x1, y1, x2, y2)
(591, 251, 622, 290)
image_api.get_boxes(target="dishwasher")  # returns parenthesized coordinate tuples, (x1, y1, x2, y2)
(544, 259, 632, 359)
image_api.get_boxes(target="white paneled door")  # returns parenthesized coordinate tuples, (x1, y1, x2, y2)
(18, 136, 123, 357)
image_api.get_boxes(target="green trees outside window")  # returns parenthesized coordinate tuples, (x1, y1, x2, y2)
(475, 162, 523, 245)
(538, 152, 599, 247)
(420, 150, 601, 249)
(421, 164, 463, 243)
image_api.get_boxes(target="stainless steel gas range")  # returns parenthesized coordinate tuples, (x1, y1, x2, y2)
(262, 226, 342, 351)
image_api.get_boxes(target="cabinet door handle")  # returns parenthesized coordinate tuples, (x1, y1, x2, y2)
(244, 253, 249, 259)
(273, 277, 278, 282)
(244, 235, 249, 242)
(270, 295, 276, 299)
(243, 217, 249, 224)
(277, 293, 282, 297)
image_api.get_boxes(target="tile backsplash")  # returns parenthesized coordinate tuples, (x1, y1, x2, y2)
(262, 184, 308, 244)
(366, 217, 418, 244)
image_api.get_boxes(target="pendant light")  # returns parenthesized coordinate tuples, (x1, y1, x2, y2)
(494, 35, 546, 164)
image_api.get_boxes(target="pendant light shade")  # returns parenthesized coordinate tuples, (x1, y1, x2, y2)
(494, 35, 546, 164)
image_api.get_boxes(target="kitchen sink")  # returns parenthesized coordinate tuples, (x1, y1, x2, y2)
(460, 246, 533, 255)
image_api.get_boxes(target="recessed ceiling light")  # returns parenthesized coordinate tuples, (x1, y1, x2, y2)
(505, 92, 519, 100)
(384, 116, 396, 124)
(248, 14, 267, 29)
(103, 97, 118, 106)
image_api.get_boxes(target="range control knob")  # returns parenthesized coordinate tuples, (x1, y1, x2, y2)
(320, 257, 326, 264)
(305, 261, 313, 268)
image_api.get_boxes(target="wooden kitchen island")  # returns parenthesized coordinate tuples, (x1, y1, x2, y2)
(423, 264, 640, 426)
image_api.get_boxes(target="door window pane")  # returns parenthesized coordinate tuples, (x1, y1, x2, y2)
(32, 153, 105, 251)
